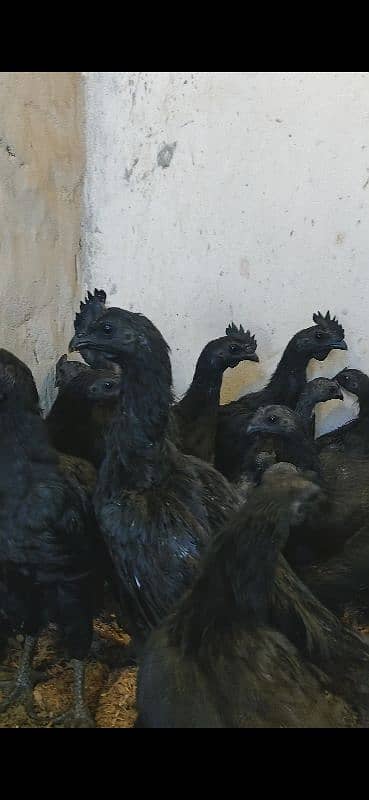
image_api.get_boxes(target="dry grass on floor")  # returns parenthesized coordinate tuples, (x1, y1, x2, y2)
(2, 615, 369, 728)
(0, 617, 137, 728)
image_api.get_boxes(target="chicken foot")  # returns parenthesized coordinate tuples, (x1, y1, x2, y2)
(49, 659, 95, 728)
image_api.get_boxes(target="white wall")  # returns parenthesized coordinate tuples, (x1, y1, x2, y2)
(82, 71, 369, 434)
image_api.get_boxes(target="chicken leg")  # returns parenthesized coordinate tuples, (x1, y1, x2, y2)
(0, 635, 45, 718)
(49, 659, 95, 728)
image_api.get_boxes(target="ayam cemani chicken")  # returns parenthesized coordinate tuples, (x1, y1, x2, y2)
(170, 322, 259, 464)
(316, 367, 369, 456)
(69, 303, 242, 647)
(0, 349, 40, 413)
(235, 377, 344, 487)
(0, 351, 108, 726)
(136, 464, 369, 728)
(215, 311, 347, 481)
(0, 350, 96, 500)
(76, 317, 259, 466)
(245, 401, 369, 630)
(296, 376, 344, 437)
(0, 349, 42, 656)
(283, 370, 369, 627)
(6, 345, 124, 648)
(46, 289, 120, 467)
(46, 354, 121, 468)
(245, 403, 369, 571)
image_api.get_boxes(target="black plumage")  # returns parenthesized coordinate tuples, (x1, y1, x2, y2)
(136, 466, 369, 728)
(317, 368, 369, 454)
(69, 306, 241, 645)
(294, 371, 369, 624)
(0, 359, 105, 726)
(171, 323, 258, 463)
(46, 287, 120, 468)
(295, 376, 344, 437)
(215, 310, 347, 480)
(299, 525, 369, 626)
(46, 362, 121, 467)
(0, 349, 40, 414)
(235, 378, 344, 486)
(246, 404, 369, 567)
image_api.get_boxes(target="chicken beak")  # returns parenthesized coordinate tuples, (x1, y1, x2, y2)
(68, 334, 91, 353)
(333, 340, 348, 351)
(246, 422, 262, 435)
(248, 353, 260, 363)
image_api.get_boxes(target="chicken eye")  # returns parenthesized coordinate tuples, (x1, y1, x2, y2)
(315, 331, 323, 340)
(103, 381, 113, 390)
(268, 415, 277, 424)
(102, 323, 113, 335)
(229, 344, 240, 353)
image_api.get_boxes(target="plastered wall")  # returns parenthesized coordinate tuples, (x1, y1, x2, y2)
(0, 72, 84, 407)
(81, 71, 369, 433)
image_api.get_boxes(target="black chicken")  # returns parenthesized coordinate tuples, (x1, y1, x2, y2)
(232, 379, 343, 488)
(293, 372, 369, 625)
(46, 361, 121, 468)
(246, 404, 369, 567)
(0, 349, 117, 658)
(136, 466, 369, 728)
(171, 323, 258, 463)
(215, 311, 347, 479)
(69, 306, 241, 645)
(0, 360, 105, 727)
(0, 350, 97, 496)
(295, 377, 344, 437)
(0, 349, 40, 414)
(316, 368, 369, 455)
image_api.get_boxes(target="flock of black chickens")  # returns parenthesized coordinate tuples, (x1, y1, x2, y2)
(2, 289, 369, 727)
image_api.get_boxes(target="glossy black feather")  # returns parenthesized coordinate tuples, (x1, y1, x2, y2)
(171, 323, 258, 463)
(215, 311, 347, 478)
(245, 404, 369, 568)
(69, 305, 241, 643)
(317, 368, 369, 454)
(136, 468, 369, 728)
(46, 365, 120, 467)
(0, 385, 105, 662)
(234, 379, 343, 485)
